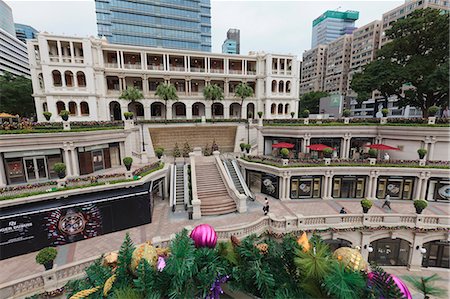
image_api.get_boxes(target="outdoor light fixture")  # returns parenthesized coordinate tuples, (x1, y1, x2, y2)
(364, 245, 374, 253)
(416, 246, 427, 254)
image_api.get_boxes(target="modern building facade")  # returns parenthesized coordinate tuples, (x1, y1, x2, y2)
(0, 0, 14, 35)
(15, 23, 38, 43)
(311, 10, 358, 48)
(323, 34, 352, 96)
(222, 28, 240, 54)
(28, 33, 300, 123)
(95, 0, 212, 52)
(299, 45, 327, 96)
(222, 39, 237, 54)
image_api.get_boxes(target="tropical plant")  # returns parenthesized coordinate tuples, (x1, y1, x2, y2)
(299, 91, 328, 114)
(173, 143, 181, 157)
(368, 149, 378, 158)
(203, 84, 224, 120)
(301, 109, 310, 118)
(43, 111, 52, 121)
(323, 263, 366, 299)
(322, 148, 333, 158)
(203, 143, 212, 156)
(366, 265, 407, 299)
(413, 199, 428, 214)
(417, 148, 427, 159)
(244, 143, 252, 153)
(0, 72, 35, 117)
(182, 141, 192, 158)
(235, 82, 253, 111)
(35, 247, 57, 265)
(381, 108, 389, 117)
(119, 86, 144, 102)
(402, 274, 448, 299)
(342, 109, 351, 117)
(53, 162, 66, 179)
(280, 148, 289, 159)
(123, 157, 133, 171)
(240, 143, 246, 152)
(123, 111, 134, 120)
(428, 105, 439, 117)
(257, 111, 263, 119)
(155, 147, 164, 159)
(59, 110, 70, 121)
(361, 199, 373, 209)
(155, 83, 178, 122)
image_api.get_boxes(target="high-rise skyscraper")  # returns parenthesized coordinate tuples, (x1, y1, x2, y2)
(15, 23, 38, 43)
(222, 28, 240, 54)
(311, 10, 359, 48)
(95, 0, 211, 52)
(0, 0, 14, 35)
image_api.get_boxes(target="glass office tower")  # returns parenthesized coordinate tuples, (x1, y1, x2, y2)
(15, 23, 38, 43)
(311, 10, 359, 48)
(95, 0, 211, 52)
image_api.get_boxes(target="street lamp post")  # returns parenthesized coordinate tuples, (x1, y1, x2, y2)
(141, 123, 145, 152)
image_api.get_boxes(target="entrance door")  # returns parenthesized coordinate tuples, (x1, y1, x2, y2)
(92, 150, 104, 172)
(24, 157, 48, 182)
(110, 146, 120, 167)
(341, 179, 355, 198)
(24, 158, 36, 181)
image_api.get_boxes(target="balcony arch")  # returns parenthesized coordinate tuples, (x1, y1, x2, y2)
(368, 237, 411, 266)
(271, 103, 276, 114)
(278, 81, 284, 93)
(323, 238, 352, 252)
(77, 71, 86, 87)
(52, 70, 62, 87)
(151, 102, 166, 119)
(80, 101, 90, 116)
(192, 102, 205, 118)
(42, 102, 48, 112)
(286, 81, 291, 93)
(271, 80, 277, 93)
(285, 103, 290, 114)
(68, 101, 77, 115)
(230, 103, 242, 119)
(109, 101, 122, 121)
(212, 102, 224, 118)
(56, 101, 65, 114)
(247, 103, 255, 118)
(172, 102, 186, 118)
(64, 71, 74, 87)
(128, 101, 144, 118)
(278, 103, 283, 114)
(38, 73, 44, 89)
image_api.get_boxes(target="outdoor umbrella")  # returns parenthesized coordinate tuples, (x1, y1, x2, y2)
(307, 144, 336, 151)
(272, 142, 295, 149)
(366, 144, 400, 151)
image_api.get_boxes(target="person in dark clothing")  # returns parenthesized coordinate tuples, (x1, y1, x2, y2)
(263, 198, 270, 215)
(339, 207, 347, 214)
(382, 195, 392, 210)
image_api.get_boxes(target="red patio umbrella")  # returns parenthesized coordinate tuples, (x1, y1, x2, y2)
(307, 144, 336, 151)
(366, 144, 400, 151)
(272, 142, 295, 149)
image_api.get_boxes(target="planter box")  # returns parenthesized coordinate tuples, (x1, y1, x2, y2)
(303, 118, 309, 125)
(125, 170, 133, 179)
(368, 158, 376, 165)
(63, 121, 70, 131)
(57, 178, 66, 188)
(324, 158, 331, 165)
(428, 116, 436, 125)
(257, 118, 263, 126)
(282, 159, 289, 166)
(380, 117, 388, 124)
(344, 117, 350, 124)
(124, 119, 134, 130)
(419, 159, 426, 166)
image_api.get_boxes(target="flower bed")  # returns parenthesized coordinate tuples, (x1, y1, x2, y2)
(263, 117, 450, 126)
(0, 120, 124, 134)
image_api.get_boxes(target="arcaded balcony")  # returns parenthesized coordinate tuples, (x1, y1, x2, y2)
(48, 40, 59, 62)
(272, 58, 278, 73)
(147, 54, 164, 70)
(125, 77, 143, 90)
(73, 42, 84, 63)
(210, 80, 224, 91)
(60, 41, 71, 63)
(190, 57, 205, 73)
(210, 58, 224, 73)
(228, 81, 240, 96)
(148, 78, 164, 93)
(191, 80, 205, 95)
(247, 61, 256, 75)
(169, 55, 185, 72)
(171, 79, 186, 94)
(123, 52, 142, 70)
(229, 60, 242, 74)
(106, 76, 120, 94)
(104, 51, 119, 68)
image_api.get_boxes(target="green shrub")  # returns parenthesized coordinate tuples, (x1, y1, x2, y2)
(368, 148, 378, 158)
(428, 106, 439, 116)
(361, 199, 373, 209)
(36, 247, 57, 265)
(53, 162, 66, 174)
(280, 148, 289, 158)
(123, 112, 134, 120)
(290, 111, 295, 118)
(123, 157, 133, 166)
(257, 111, 263, 118)
(302, 109, 310, 118)
(322, 148, 333, 158)
(43, 111, 52, 120)
(342, 109, 351, 117)
(414, 199, 428, 210)
(381, 108, 389, 117)
(59, 110, 69, 121)
(240, 143, 246, 151)
(417, 148, 427, 159)
(155, 147, 164, 159)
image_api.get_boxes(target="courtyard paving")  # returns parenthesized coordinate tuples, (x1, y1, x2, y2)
(0, 195, 448, 290)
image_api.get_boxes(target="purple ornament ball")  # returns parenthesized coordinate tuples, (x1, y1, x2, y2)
(190, 224, 218, 248)
(368, 272, 412, 299)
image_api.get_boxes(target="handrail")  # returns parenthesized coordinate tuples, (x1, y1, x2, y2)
(169, 164, 176, 210)
(189, 153, 201, 219)
(231, 159, 255, 200)
(183, 164, 189, 209)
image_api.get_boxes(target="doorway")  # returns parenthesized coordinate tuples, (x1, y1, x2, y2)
(24, 157, 48, 182)
(92, 150, 104, 172)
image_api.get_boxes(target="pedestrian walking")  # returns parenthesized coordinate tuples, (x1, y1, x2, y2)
(339, 207, 347, 214)
(382, 195, 392, 210)
(263, 198, 270, 215)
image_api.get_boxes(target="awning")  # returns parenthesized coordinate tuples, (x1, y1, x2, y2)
(366, 144, 400, 151)
(272, 142, 295, 149)
(307, 144, 336, 151)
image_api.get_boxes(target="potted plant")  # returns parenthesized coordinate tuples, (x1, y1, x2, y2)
(428, 106, 439, 117)
(322, 148, 333, 158)
(381, 108, 389, 117)
(302, 109, 310, 118)
(257, 111, 263, 119)
(240, 143, 246, 152)
(361, 199, 373, 213)
(414, 199, 428, 214)
(245, 143, 251, 154)
(59, 110, 69, 121)
(53, 162, 66, 179)
(368, 149, 378, 158)
(43, 111, 52, 121)
(342, 109, 351, 117)
(417, 148, 427, 159)
(280, 148, 289, 159)
(290, 111, 295, 118)
(155, 147, 164, 159)
(124, 112, 134, 120)
(123, 157, 133, 171)
(36, 247, 57, 270)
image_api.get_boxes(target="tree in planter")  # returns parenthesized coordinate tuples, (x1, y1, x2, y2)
(53, 162, 66, 179)
(43, 111, 52, 121)
(235, 82, 253, 117)
(182, 141, 192, 158)
(173, 143, 181, 158)
(402, 274, 447, 299)
(203, 84, 224, 121)
(240, 143, 246, 152)
(36, 247, 57, 270)
(417, 148, 428, 160)
(59, 110, 70, 121)
(257, 111, 263, 119)
(123, 111, 134, 120)
(244, 143, 252, 154)
(381, 108, 389, 117)
(361, 199, 373, 213)
(428, 105, 439, 117)
(211, 139, 219, 152)
(290, 111, 295, 118)
(413, 200, 428, 214)
(322, 148, 333, 158)
(280, 148, 289, 159)
(123, 157, 133, 171)
(342, 109, 351, 117)
(301, 109, 310, 118)
(203, 143, 212, 156)
(155, 147, 164, 159)
(155, 83, 178, 122)
(368, 149, 378, 159)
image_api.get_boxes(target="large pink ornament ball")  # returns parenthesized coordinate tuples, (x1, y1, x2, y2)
(190, 224, 218, 248)
(368, 272, 412, 299)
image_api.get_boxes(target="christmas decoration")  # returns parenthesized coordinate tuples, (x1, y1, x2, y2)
(103, 274, 116, 296)
(68, 286, 100, 299)
(333, 247, 367, 271)
(231, 235, 241, 247)
(157, 256, 166, 271)
(256, 243, 269, 254)
(103, 252, 118, 268)
(297, 232, 310, 252)
(368, 272, 412, 299)
(207, 275, 230, 299)
(156, 247, 170, 257)
(190, 224, 217, 248)
(130, 242, 158, 271)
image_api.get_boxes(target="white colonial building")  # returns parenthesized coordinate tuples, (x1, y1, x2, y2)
(27, 33, 300, 122)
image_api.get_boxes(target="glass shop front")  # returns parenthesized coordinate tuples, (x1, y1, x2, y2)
(290, 176, 322, 199)
(376, 176, 414, 200)
(77, 143, 120, 175)
(332, 176, 367, 199)
(246, 170, 279, 199)
(422, 240, 449, 269)
(368, 238, 411, 266)
(427, 178, 450, 202)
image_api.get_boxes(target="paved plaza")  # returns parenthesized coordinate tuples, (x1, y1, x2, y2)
(0, 195, 449, 290)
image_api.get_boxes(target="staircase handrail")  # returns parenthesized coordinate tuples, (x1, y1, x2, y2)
(183, 164, 189, 209)
(170, 164, 176, 210)
(231, 159, 255, 200)
(189, 153, 201, 219)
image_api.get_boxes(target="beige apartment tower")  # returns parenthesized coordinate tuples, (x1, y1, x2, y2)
(299, 45, 328, 97)
(323, 34, 352, 96)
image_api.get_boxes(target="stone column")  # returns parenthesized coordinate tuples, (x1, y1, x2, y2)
(415, 178, 423, 200)
(322, 175, 328, 199)
(327, 172, 334, 199)
(186, 104, 193, 119)
(63, 143, 73, 177)
(409, 233, 425, 271)
(0, 156, 7, 187)
(142, 74, 149, 95)
(303, 133, 311, 153)
(360, 232, 373, 261)
(166, 103, 173, 120)
(265, 100, 272, 119)
(70, 143, 80, 176)
(340, 137, 347, 159)
(224, 79, 230, 98)
(428, 138, 436, 161)
(369, 170, 379, 199)
(143, 103, 151, 120)
(420, 174, 430, 200)
(366, 174, 373, 199)
(224, 105, 230, 119)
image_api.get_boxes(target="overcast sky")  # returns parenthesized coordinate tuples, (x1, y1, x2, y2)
(6, 0, 403, 57)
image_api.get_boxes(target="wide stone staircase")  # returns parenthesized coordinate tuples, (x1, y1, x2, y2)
(195, 161, 237, 216)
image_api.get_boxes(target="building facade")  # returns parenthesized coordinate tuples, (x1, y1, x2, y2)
(222, 28, 240, 54)
(299, 45, 327, 96)
(15, 23, 38, 43)
(95, 0, 211, 52)
(0, 0, 14, 35)
(323, 34, 352, 96)
(311, 10, 358, 48)
(0, 28, 30, 78)
(222, 39, 237, 54)
(28, 33, 300, 123)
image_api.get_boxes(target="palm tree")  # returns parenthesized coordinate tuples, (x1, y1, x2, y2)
(203, 84, 224, 121)
(119, 86, 144, 102)
(155, 83, 178, 122)
(402, 274, 448, 299)
(235, 82, 254, 118)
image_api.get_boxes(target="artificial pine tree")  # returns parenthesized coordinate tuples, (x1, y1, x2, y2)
(173, 143, 181, 158)
(323, 263, 366, 299)
(115, 233, 135, 288)
(182, 141, 192, 157)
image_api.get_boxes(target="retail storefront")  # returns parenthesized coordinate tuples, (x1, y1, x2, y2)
(349, 137, 374, 159)
(427, 178, 450, 202)
(332, 176, 367, 199)
(422, 240, 449, 269)
(290, 176, 322, 199)
(263, 137, 300, 158)
(369, 238, 411, 266)
(376, 176, 414, 200)
(77, 143, 121, 175)
(246, 170, 279, 199)
(3, 149, 63, 185)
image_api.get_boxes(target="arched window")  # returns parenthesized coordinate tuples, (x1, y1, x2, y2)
(278, 81, 284, 93)
(271, 80, 277, 93)
(68, 101, 77, 115)
(42, 102, 48, 112)
(77, 71, 86, 87)
(64, 71, 74, 87)
(278, 103, 283, 114)
(52, 70, 62, 87)
(285, 104, 290, 114)
(80, 101, 90, 115)
(286, 81, 291, 93)
(56, 101, 65, 114)
(38, 73, 44, 89)
(271, 103, 276, 114)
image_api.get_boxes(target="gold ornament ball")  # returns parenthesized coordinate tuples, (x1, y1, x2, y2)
(333, 247, 368, 271)
(130, 242, 158, 272)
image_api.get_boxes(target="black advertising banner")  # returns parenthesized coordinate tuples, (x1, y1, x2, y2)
(0, 183, 152, 260)
(261, 174, 279, 199)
